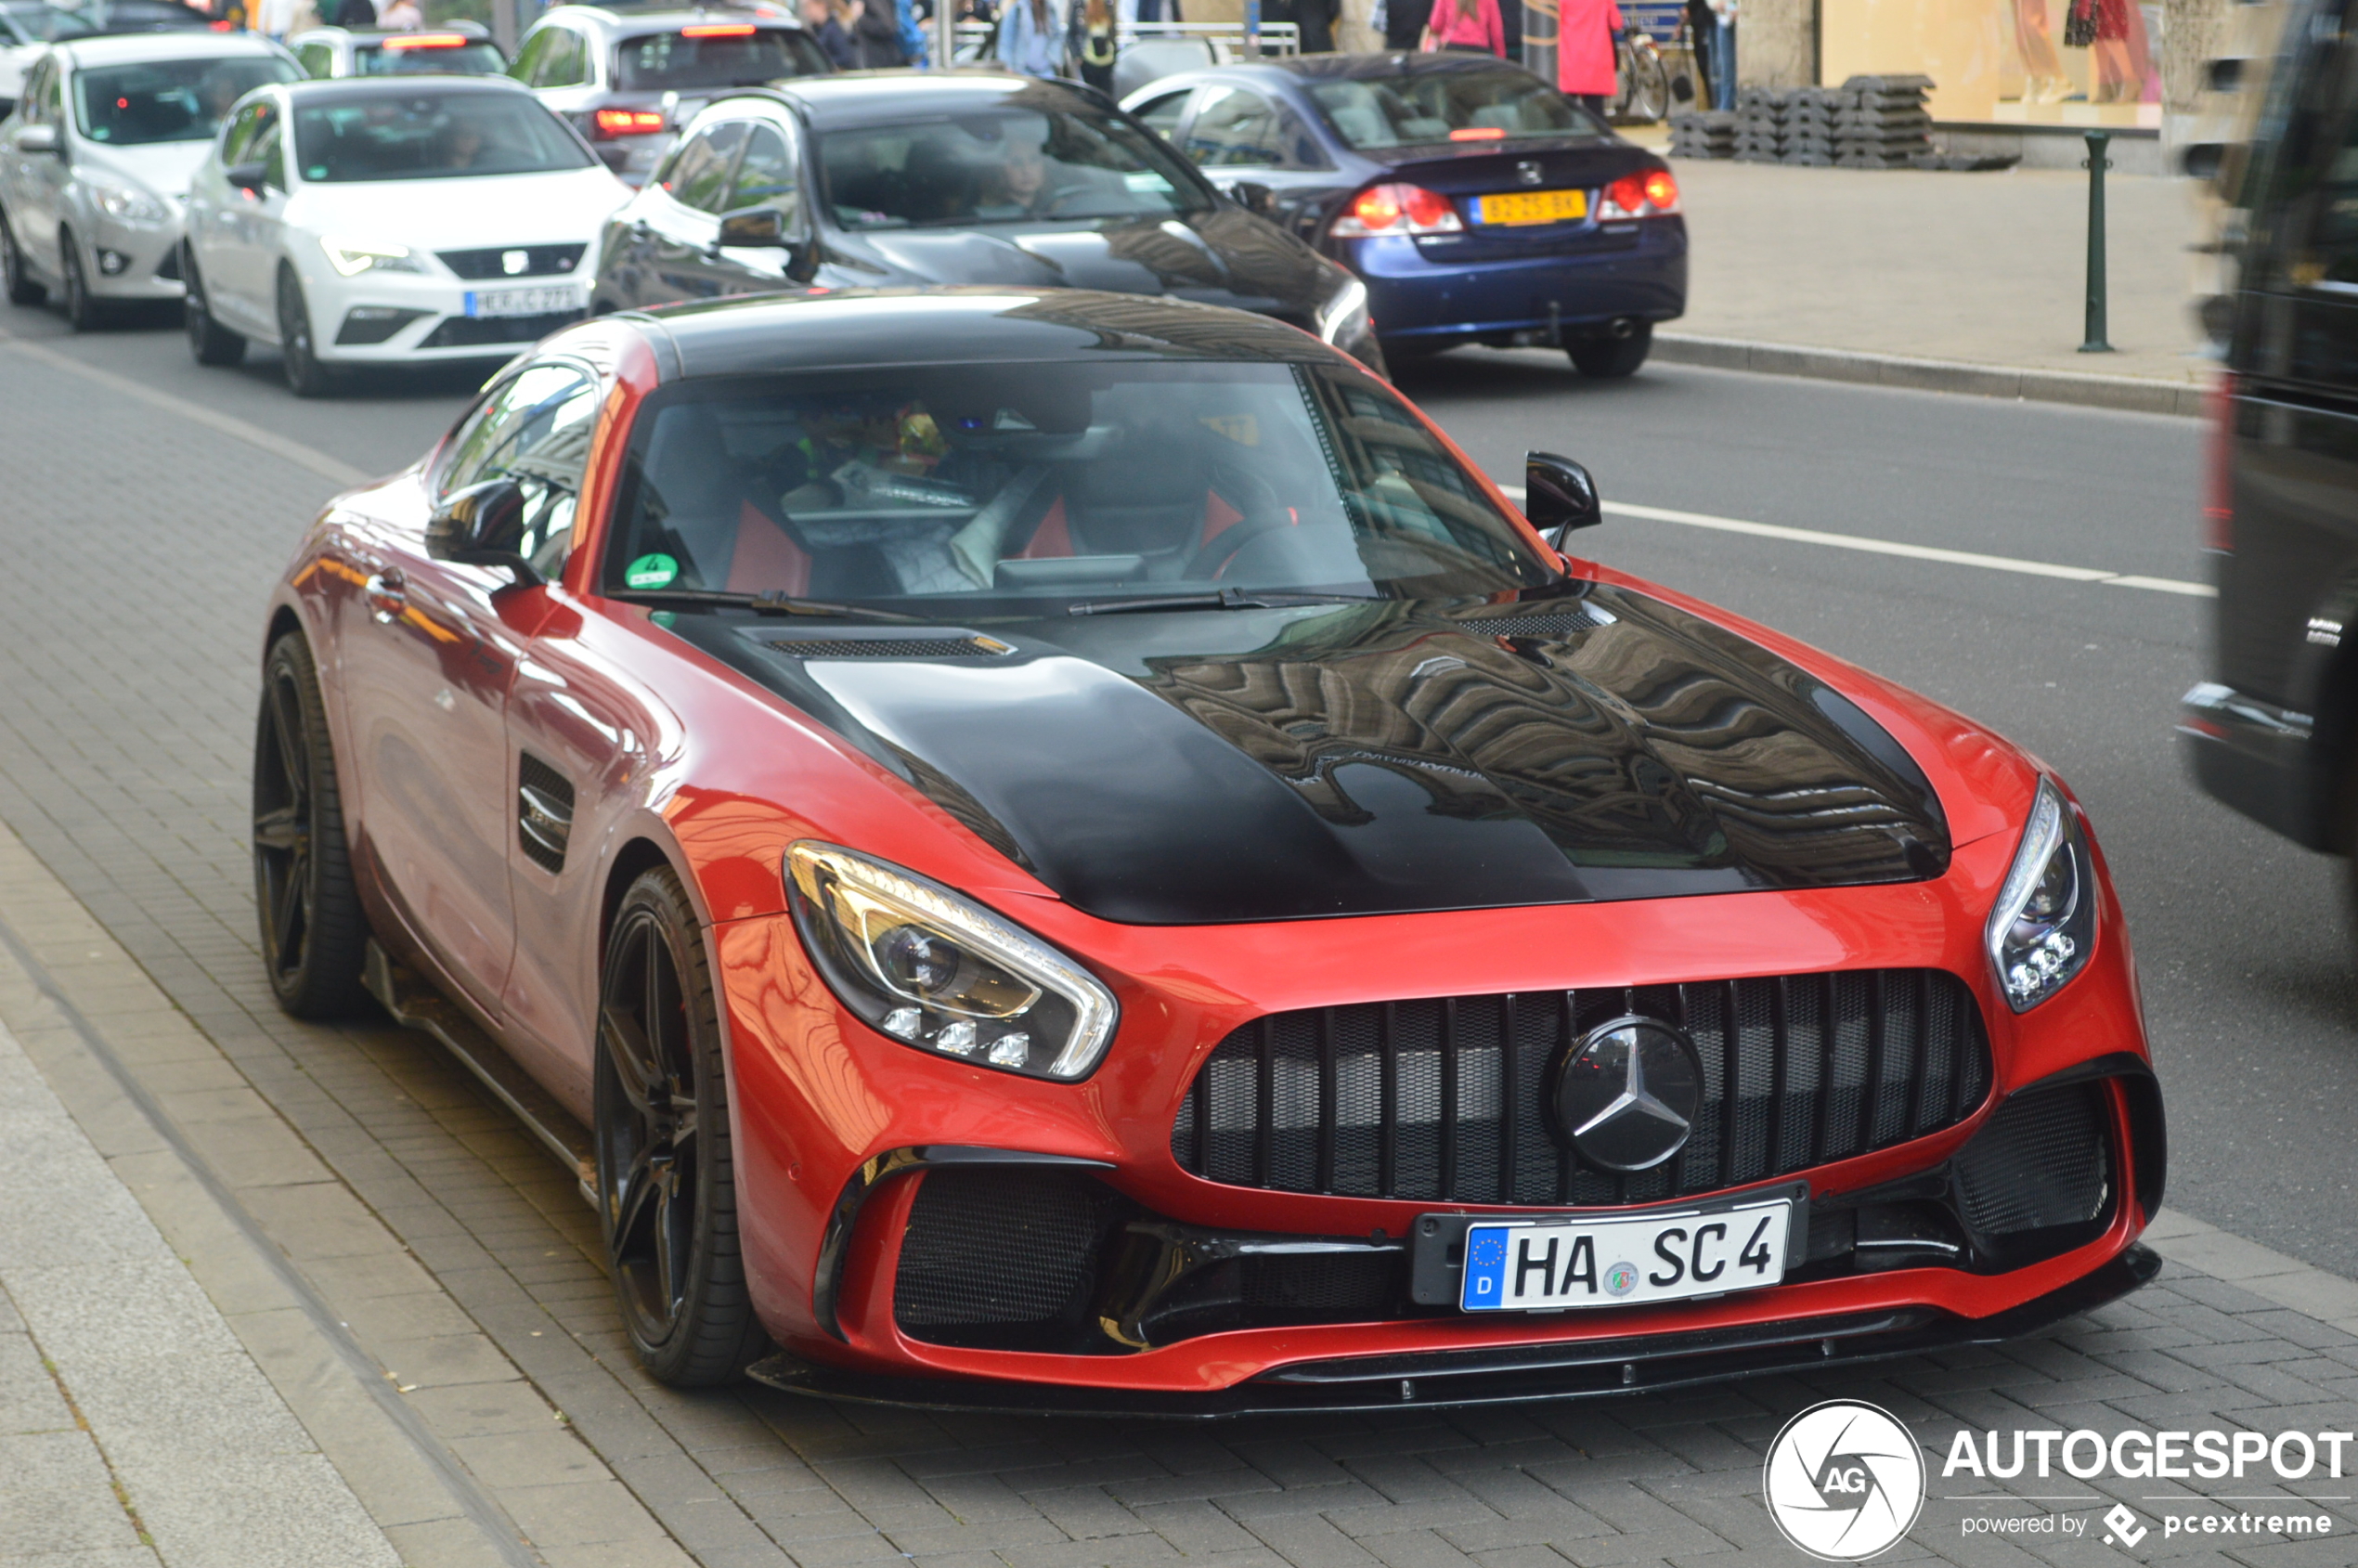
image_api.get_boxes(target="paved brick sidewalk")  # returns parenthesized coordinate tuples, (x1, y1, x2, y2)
(0, 317, 2349, 1568)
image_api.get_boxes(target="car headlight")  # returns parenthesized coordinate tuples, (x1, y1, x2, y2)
(1315, 273, 1370, 348)
(87, 175, 170, 227)
(1986, 778, 2098, 1012)
(319, 235, 423, 277)
(786, 842, 1119, 1081)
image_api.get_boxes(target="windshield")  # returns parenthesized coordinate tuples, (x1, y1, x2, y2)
(603, 362, 1553, 609)
(1310, 68, 1604, 150)
(73, 56, 296, 146)
(292, 89, 595, 180)
(1, 3, 95, 44)
(613, 27, 828, 91)
(355, 40, 509, 76)
(819, 106, 1209, 230)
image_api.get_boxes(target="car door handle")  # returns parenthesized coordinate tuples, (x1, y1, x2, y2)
(365, 570, 407, 623)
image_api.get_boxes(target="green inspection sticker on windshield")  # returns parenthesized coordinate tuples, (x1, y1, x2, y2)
(624, 552, 679, 590)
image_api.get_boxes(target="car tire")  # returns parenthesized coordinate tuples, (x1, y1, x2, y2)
(0, 209, 44, 306)
(59, 229, 98, 331)
(276, 264, 335, 397)
(594, 866, 770, 1388)
(1568, 322, 1652, 379)
(185, 246, 246, 368)
(253, 631, 374, 1019)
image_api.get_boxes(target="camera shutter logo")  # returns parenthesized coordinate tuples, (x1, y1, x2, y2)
(1762, 1400, 1924, 1562)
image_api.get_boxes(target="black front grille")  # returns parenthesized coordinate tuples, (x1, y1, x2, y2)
(437, 243, 585, 279)
(1172, 970, 1992, 1208)
(893, 1168, 1126, 1349)
(419, 310, 586, 349)
(1955, 1082, 2109, 1235)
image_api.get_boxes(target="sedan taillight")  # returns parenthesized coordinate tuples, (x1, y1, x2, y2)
(2205, 369, 2236, 553)
(1330, 183, 1463, 238)
(592, 109, 667, 139)
(1599, 167, 1680, 218)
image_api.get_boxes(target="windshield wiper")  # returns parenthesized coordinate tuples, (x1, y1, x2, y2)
(607, 588, 926, 624)
(1065, 589, 1377, 617)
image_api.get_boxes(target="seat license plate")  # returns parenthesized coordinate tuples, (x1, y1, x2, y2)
(464, 284, 585, 318)
(1458, 1199, 1791, 1312)
(1475, 188, 1587, 226)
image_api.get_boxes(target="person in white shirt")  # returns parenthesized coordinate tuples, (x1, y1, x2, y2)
(378, 0, 421, 26)
(253, 0, 297, 36)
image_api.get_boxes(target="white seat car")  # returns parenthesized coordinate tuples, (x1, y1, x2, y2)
(0, 31, 297, 328)
(287, 21, 508, 82)
(180, 75, 628, 395)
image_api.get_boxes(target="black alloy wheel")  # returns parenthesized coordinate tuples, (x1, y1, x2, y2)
(59, 228, 97, 331)
(276, 264, 333, 397)
(253, 632, 372, 1017)
(1, 209, 43, 305)
(1569, 320, 1652, 379)
(185, 246, 246, 367)
(594, 867, 767, 1386)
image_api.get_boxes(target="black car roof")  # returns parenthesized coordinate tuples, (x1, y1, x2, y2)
(768, 70, 1104, 127)
(627, 287, 1345, 380)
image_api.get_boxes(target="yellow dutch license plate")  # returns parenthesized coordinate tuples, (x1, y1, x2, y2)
(1475, 188, 1588, 226)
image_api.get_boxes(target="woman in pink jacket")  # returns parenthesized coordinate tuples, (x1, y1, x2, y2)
(1556, 0, 1624, 113)
(1420, 0, 1505, 56)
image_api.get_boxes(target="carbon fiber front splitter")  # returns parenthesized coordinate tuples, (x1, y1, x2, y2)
(745, 1242, 2161, 1420)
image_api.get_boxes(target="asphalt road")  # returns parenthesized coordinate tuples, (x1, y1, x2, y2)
(3, 305, 2341, 1278)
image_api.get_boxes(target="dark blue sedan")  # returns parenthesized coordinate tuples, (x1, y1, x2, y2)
(1123, 53, 1686, 377)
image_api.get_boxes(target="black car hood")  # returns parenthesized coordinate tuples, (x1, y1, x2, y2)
(669, 587, 1950, 925)
(825, 208, 1332, 319)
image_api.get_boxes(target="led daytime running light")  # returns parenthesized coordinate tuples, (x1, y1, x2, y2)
(1985, 778, 2097, 1012)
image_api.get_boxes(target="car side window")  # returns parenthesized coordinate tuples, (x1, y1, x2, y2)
(2267, 40, 2358, 291)
(510, 27, 551, 83)
(1185, 85, 1285, 168)
(256, 121, 286, 190)
(664, 122, 747, 214)
(297, 42, 334, 77)
(437, 363, 603, 576)
(539, 28, 588, 87)
(1132, 89, 1190, 139)
(220, 101, 274, 164)
(726, 123, 797, 224)
(18, 59, 49, 123)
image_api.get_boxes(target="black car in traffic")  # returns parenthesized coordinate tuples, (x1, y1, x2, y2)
(2183, 0, 2358, 925)
(590, 71, 1384, 374)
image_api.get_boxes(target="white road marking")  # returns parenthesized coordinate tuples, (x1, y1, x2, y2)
(1496, 485, 2216, 599)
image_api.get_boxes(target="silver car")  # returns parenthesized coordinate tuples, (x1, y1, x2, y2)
(0, 30, 296, 328)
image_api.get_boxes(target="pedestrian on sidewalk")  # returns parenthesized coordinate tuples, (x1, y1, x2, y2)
(1555, 0, 1621, 114)
(996, 0, 1062, 76)
(1419, 0, 1503, 57)
(1704, 0, 1734, 109)
(801, 0, 857, 67)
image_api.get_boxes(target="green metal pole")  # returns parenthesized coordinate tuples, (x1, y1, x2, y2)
(2080, 129, 2113, 353)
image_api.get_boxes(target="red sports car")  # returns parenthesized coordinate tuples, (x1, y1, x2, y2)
(254, 288, 2165, 1413)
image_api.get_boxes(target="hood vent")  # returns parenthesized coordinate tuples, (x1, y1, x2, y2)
(758, 633, 1015, 660)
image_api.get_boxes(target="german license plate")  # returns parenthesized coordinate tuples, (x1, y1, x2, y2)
(1474, 188, 1587, 226)
(464, 284, 585, 318)
(1458, 1199, 1791, 1312)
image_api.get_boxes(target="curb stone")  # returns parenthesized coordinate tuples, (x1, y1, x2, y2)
(1654, 331, 2213, 417)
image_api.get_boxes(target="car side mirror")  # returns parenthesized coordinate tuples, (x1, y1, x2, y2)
(15, 123, 58, 155)
(226, 160, 267, 193)
(1230, 180, 1276, 217)
(716, 204, 786, 246)
(425, 477, 543, 585)
(1524, 451, 1601, 546)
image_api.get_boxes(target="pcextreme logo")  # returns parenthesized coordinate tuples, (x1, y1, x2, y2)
(1763, 1400, 1926, 1562)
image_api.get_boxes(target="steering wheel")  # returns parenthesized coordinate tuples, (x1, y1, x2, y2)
(1185, 460, 1291, 580)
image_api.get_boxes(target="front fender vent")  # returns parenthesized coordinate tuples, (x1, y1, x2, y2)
(517, 753, 575, 875)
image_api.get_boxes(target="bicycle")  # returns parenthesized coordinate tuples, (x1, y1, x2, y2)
(1612, 30, 1672, 123)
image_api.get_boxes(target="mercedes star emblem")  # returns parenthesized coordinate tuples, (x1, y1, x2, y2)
(1553, 1016, 1704, 1172)
(1516, 159, 1545, 187)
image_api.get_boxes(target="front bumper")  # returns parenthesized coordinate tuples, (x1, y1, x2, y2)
(1346, 214, 1687, 346)
(79, 210, 186, 301)
(2179, 680, 2328, 849)
(295, 252, 593, 365)
(713, 822, 2161, 1406)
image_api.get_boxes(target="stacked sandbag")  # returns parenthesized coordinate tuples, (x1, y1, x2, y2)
(1778, 86, 1840, 166)
(1733, 84, 1787, 162)
(1831, 73, 1934, 168)
(1667, 110, 1738, 160)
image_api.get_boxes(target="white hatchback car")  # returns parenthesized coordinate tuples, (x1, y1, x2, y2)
(0, 31, 297, 328)
(181, 74, 628, 394)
